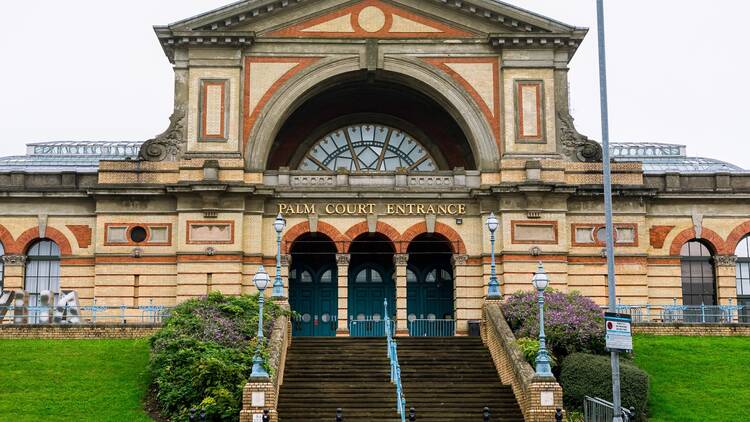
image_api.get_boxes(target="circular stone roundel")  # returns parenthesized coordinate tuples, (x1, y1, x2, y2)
(358, 6, 386, 32)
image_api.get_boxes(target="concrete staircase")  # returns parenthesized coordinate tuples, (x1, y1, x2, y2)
(398, 337, 524, 422)
(277, 337, 523, 422)
(277, 338, 398, 421)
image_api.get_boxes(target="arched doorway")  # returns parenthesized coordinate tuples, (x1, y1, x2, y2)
(348, 233, 396, 336)
(289, 233, 338, 337)
(407, 234, 455, 336)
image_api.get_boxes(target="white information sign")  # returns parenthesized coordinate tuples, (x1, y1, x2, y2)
(605, 312, 633, 352)
(252, 414, 263, 422)
(251, 392, 265, 407)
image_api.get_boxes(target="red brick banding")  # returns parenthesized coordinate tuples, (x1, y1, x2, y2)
(66, 225, 92, 249)
(282, 221, 348, 254)
(649, 225, 675, 249)
(398, 222, 466, 254)
(668, 227, 726, 256)
(724, 220, 750, 254)
(344, 221, 400, 252)
(15, 226, 73, 256)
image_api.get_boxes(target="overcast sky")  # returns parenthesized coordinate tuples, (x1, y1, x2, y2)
(1, 1, 748, 168)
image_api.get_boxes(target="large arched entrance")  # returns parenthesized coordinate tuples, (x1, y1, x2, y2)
(289, 233, 338, 337)
(348, 233, 396, 336)
(406, 233, 455, 336)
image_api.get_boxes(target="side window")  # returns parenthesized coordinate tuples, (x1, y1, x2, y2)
(0, 242, 5, 291)
(679, 240, 716, 306)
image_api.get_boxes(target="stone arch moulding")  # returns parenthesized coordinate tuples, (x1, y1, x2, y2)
(15, 226, 73, 256)
(244, 55, 500, 171)
(724, 220, 750, 253)
(668, 227, 726, 256)
(398, 222, 467, 255)
(282, 221, 349, 254)
(344, 221, 400, 253)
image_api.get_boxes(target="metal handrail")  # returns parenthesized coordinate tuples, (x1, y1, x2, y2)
(611, 299, 748, 324)
(0, 302, 171, 325)
(384, 299, 406, 422)
(584, 396, 634, 422)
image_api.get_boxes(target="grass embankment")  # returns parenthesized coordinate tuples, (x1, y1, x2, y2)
(0, 339, 151, 422)
(634, 336, 750, 422)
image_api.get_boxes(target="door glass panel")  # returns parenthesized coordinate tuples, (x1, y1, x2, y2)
(320, 269, 332, 283)
(301, 271, 313, 283)
(407, 269, 417, 283)
(355, 270, 368, 283)
(426, 270, 437, 283)
(370, 270, 382, 283)
(441, 269, 452, 281)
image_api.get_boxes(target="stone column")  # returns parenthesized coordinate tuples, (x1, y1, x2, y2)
(273, 254, 292, 307)
(451, 254, 469, 334)
(2, 255, 26, 291)
(336, 254, 350, 336)
(715, 255, 738, 306)
(393, 254, 409, 335)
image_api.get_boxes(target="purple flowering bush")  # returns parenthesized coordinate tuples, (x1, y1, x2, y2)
(502, 290, 605, 358)
(150, 292, 286, 421)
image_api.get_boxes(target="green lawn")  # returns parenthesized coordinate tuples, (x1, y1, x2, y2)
(0, 339, 152, 422)
(634, 336, 750, 422)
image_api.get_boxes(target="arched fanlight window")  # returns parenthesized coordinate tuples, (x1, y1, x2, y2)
(24, 240, 61, 315)
(298, 123, 438, 172)
(734, 235, 750, 322)
(0, 242, 5, 292)
(680, 240, 717, 306)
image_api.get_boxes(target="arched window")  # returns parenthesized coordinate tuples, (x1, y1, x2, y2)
(298, 123, 438, 172)
(24, 240, 61, 312)
(680, 240, 717, 306)
(0, 242, 5, 292)
(734, 235, 750, 322)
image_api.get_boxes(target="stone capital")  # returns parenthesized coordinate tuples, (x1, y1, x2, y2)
(2, 255, 26, 266)
(715, 255, 737, 267)
(280, 254, 292, 266)
(393, 254, 409, 266)
(451, 254, 469, 266)
(336, 254, 350, 266)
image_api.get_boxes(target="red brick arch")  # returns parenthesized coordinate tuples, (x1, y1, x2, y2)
(0, 224, 16, 253)
(398, 222, 467, 254)
(725, 220, 750, 255)
(343, 221, 400, 253)
(15, 227, 73, 256)
(668, 227, 726, 256)
(281, 221, 349, 254)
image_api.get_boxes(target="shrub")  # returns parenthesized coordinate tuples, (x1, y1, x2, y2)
(560, 353, 650, 421)
(515, 337, 557, 368)
(149, 292, 286, 421)
(503, 290, 605, 358)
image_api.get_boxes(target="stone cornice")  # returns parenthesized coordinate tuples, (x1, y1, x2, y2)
(155, 28, 255, 63)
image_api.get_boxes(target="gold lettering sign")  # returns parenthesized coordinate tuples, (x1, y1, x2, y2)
(278, 203, 466, 216)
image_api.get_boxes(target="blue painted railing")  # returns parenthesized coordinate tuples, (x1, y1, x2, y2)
(614, 299, 748, 324)
(349, 318, 396, 337)
(408, 319, 456, 337)
(0, 302, 171, 325)
(384, 299, 406, 422)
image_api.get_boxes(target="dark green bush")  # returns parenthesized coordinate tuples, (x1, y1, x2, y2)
(560, 353, 650, 422)
(149, 292, 286, 421)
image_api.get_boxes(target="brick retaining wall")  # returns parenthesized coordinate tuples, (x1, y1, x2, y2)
(633, 323, 750, 336)
(0, 324, 161, 339)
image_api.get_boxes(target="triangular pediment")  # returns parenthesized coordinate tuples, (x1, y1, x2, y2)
(162, 0, 583, 36)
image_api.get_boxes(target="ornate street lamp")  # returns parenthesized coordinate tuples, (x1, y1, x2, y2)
(272, 213, 287, 298)
(251, 265, 270, 379)
(486, 212, 501, 299)
(532, 262, 553, 377)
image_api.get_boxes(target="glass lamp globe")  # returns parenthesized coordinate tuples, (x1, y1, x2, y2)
(274, 213, 286, 234)
(253, 265, 270, 291)
(532, 263, 549, 291)
(486, 212, 499, 233)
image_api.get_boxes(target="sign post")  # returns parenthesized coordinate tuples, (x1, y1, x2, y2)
(605, 313, 633, 352)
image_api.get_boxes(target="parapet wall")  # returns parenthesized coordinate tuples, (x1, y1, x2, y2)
(0, 324, 160, 339)
(633, 323, 750, 336)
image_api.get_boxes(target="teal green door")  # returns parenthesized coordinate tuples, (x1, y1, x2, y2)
(407, 266, 454, 335)
(290, 265, 337, 337)
(348, 264, 395, 336)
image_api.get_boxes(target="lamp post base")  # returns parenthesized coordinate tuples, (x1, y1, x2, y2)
(250, 354, 269, 379)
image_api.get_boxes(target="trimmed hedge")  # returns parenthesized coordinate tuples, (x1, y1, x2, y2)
(149, 292, 286, 421)
(560, 353, 650, 422)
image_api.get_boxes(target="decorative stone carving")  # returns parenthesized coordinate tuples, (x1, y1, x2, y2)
(280, 254, 292, 267)
(451, 254, 469, 266)
(138, 110, 186, 162)
(692, 212, 703, 240)
(2, 255, 26, 266)
(715, 255, 737, 267)
(205, 247, 217, 256)
(393, 254, 409, 266)
(558, 111, 603, 163)
(336, 254, 350, 265)
(529, 246, 542, 256)
(132, 247, 143, 258)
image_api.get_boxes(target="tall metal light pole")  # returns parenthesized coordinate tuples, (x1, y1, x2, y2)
(272, 213, 286, 298)
(251, 266, 270, 379)
(486, 213, 500, 299)
(595, 0, 623, 420)
(532, 263, 553, 377)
